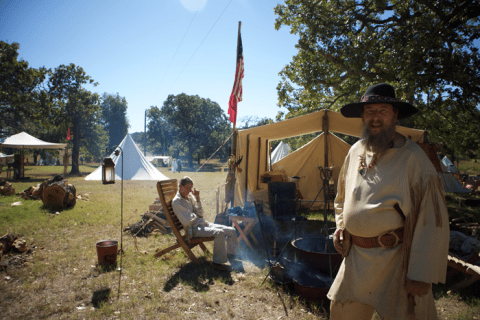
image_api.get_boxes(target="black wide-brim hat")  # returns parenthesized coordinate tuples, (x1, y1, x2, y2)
(340, 83, 419, 119)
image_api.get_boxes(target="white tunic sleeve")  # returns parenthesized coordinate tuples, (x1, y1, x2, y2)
(407, 173, 449, 284)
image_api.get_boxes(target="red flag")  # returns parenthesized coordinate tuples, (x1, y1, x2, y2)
(67, 127, 71, 140)
(228, 30, 243, 125)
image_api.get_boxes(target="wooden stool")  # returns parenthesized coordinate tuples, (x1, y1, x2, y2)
(229, 216, 259, 248)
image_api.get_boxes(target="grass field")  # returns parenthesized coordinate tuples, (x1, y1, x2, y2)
(1, 161, 480, 319)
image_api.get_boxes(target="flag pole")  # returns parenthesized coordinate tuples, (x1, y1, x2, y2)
(231, 21, 241, 156)
(227, 21, 242, 210)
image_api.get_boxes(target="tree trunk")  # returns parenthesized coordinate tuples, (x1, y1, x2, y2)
(42, 178, 76, 210)
(70, 117, 80, 175)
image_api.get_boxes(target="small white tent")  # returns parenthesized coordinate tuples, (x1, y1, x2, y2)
(85, 134, 169, 181)
(438, 156, 470, 193)
(441, 156, 458, 173)
(271, 141, 291, 164)
(0, 153, 14, 166)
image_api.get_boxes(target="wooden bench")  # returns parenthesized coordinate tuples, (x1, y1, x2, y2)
(153, 179, 214, 264)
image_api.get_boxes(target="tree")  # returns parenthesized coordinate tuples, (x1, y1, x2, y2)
(146, 105, 175, 156)
(48, 64, 106, 174)
(100, 93, 129, 150)
(156, 93, 231, 166)
(0, 41, 48, 137)
(275, 0, 480, 156)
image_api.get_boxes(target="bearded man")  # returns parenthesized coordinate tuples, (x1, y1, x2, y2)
(327, 83, 449, 319)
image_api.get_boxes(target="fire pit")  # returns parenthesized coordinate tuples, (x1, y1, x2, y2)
(291, 236, 343, 273)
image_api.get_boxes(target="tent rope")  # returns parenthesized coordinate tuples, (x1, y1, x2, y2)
(191, 133, 233, 178)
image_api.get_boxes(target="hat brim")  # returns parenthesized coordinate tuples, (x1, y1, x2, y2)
(340, 101, 419, 119)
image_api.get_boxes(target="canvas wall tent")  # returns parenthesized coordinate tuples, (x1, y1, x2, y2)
(233, 109, 426, 210)
(270, 141, 291, 164)
(85, 134, 169, 181)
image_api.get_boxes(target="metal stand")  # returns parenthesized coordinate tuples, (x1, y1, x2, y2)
(318, 166, 334, 281)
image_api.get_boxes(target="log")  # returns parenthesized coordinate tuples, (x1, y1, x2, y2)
(42, 179, 76, 209)
(144, 212, 169, 227)
(0, 234, 17, 254)
(150, 222, 168, 234)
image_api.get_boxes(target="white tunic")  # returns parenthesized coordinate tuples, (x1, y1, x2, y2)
(327, 139, 450, 320)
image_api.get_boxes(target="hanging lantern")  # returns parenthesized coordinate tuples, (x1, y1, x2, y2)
(102, 158, 115, 184)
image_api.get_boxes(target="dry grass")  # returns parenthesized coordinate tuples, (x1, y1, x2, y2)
(0, 163, 479, 319)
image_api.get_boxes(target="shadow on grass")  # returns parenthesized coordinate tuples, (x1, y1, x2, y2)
(163, 257, 233, 293)
(91, 288, 111, 308)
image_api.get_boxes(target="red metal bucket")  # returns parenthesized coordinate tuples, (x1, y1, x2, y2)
(96, 240, 118, 269)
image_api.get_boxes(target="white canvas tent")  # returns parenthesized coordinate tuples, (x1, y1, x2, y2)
(0, 132, 68, 179)
(272, 132, 352, 207)
(438, 155, 470, 193)
(441, 156, 458, 173)
(85, 134, 169, 181)
(233, 109, 426, 209)
(0, 153, 14, 166)
(270, 141, 291, 164)
(0, 132, 67, 149)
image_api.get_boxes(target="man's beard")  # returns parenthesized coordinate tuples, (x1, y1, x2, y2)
(361, 121, 396, 154)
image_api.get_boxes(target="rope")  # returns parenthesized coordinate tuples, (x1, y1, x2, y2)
(191, 133, 232, 178)
(169, 0, 235, 89)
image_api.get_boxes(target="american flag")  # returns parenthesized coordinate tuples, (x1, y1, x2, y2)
(228, 31, 243, 125)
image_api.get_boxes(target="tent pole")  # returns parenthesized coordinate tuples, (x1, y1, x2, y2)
(323, 110, 329, 168)
(244, 134, 251, 205)
(256, 137, 261, 190)
(265, 139, 269, 171)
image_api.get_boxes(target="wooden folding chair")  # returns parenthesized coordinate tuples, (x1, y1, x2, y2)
(153, 179, 214, 264)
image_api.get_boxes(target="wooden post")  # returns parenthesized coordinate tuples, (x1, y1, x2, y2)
(256, 137, 261, 190)
(265, 139, 269, 171)
(245, 134, 251, 204)
(322, 110, 329, 168)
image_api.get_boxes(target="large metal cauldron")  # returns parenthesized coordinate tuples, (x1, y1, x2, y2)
(293, 269, 332, 300)
(291, 236, 343, 274)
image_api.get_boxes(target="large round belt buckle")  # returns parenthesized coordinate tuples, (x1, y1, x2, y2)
(378, 230, 399, 249)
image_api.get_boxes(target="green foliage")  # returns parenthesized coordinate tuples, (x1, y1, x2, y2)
(48, 64, 106, 173)
(274, 0, 480, 156)
(146, 105, 175, 156)
(100, 93, 129, 150)
(0, 41, 49, 138)
(150, 93, 231, 166)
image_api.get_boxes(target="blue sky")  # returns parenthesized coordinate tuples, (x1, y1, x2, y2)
(0, 0, 299, 133)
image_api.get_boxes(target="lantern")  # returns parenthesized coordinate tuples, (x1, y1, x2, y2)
(102, 158, 115, 184)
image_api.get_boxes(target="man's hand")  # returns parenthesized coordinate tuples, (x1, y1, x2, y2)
(333, 228, 344, 255)
(405, 277, 431, 297)
(193, 188, 200, 201)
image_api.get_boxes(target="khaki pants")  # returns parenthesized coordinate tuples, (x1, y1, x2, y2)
(192, 223, 238, 264)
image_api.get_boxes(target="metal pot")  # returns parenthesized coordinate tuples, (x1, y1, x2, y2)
(291, 236, 343, 273)
(293, 269, 332, 299)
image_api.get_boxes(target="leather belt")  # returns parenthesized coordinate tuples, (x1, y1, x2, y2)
(351, 227, 404, 249)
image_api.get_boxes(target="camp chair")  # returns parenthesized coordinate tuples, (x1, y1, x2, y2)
(154, 179, 214, 264)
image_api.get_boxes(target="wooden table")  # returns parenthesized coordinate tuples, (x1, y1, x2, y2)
(229, 216, 259, 248)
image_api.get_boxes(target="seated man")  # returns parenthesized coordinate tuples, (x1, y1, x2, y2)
(171, 176, 243, 271)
